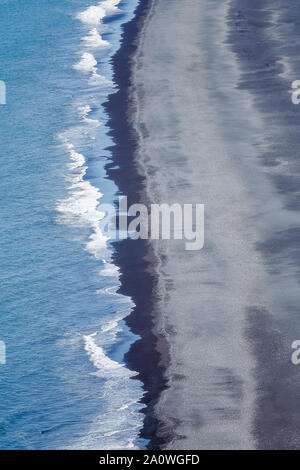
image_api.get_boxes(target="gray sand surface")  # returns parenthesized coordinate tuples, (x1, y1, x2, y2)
(130, 0, 300, 449)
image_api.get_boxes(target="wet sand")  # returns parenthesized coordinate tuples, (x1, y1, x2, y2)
(108, 0, 300, 450)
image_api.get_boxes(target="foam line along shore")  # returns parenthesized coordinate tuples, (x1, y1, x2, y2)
(55, 0, 154, 449)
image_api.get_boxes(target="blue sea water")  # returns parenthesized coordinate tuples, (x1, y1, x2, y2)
(0, 0, 146, 449)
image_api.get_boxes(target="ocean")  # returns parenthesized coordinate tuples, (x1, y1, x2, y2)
(0, 0, 147, 450)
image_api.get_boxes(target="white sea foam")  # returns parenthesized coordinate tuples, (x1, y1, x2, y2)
(79, 320, 144, 450)
(56, 133, 109, 259)
(82, 28, 111, 49)
(88, 72, 114, 88)
(77, 5, 106, 26)
(62, 322, 144, 450)
(73, 52, 114, 88)
(66, 143, 86, 170)
(77, 1, 122, 26)
(96, 285, 119, 296)
(57, 177, 104, 227)
(83, 333, 124, 377)
(100, 261, 120, 277)
(101, 0, 122, 16)
(73, 52, 98, 73)
(101, 318, 120, 333)
(77, 105, 101, 128)
(56, 176, 108, 256)
(77, 104, 91, 119)
(58, 0, 145, 451)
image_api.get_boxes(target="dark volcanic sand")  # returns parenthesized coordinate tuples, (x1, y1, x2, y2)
(105, 0, 300, 450)
(103, 0, 169, 450)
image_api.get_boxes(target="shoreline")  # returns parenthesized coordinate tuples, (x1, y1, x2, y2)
(103, 0, 170, 450)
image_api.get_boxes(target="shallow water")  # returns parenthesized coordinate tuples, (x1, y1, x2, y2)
(0, 0, 146, 450)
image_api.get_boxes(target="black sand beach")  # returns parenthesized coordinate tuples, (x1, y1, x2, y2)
(105, 0, 300, 450)
(226, 0, 300, 450)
